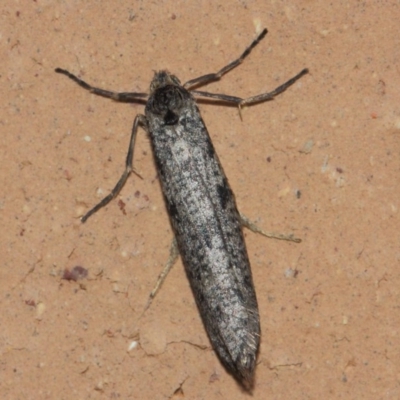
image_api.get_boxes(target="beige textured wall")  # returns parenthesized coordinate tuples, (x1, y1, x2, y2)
(1, 1, 399, 398)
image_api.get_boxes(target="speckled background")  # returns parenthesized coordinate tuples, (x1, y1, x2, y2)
(1, 1, 400, 399)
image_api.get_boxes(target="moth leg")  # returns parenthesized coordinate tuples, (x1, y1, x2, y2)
(55, 68, 148, 102)
(190, 68, 308, 107)
(81, 114, 148, 223)
(144, 237, 179, 310)
(240, 214, 301, 243)
(238, 68, 308, 108)
(183, 29, 268, 90)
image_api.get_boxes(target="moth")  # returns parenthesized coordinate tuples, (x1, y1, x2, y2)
(55, 28, 307, 388)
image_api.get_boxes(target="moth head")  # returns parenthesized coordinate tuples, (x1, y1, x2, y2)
(150, 70, 181, 93)
(147, 71, 188, 126)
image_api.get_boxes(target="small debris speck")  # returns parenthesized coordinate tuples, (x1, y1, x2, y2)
(63, 266, 88, 281)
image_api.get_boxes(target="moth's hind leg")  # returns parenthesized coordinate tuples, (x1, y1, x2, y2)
(240, 214, 301, 243)
(144, 237, 180, 311)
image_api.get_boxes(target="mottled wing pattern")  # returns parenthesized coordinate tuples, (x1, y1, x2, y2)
(146, 89, 260, 382)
